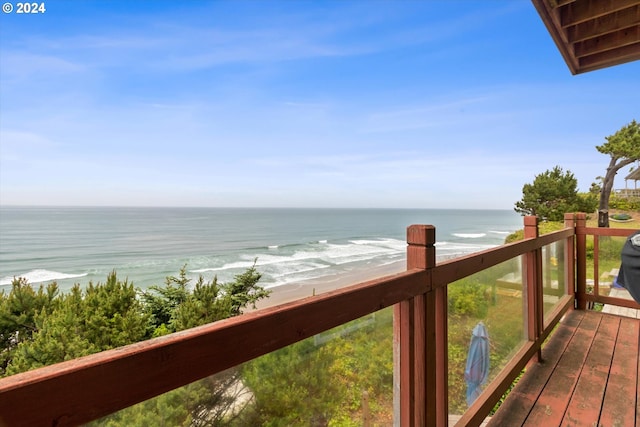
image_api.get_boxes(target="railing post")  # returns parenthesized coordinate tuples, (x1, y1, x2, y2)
(395, 225, 441, 427)
(524, 216, 543, 362)
(575, 213, 587, 310)
(433, 279, 448, 427)
(564, 213, 575, 300)
(395, 287, 415, 426)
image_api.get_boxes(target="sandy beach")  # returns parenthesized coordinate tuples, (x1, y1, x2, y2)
(253, 259, 407, 310)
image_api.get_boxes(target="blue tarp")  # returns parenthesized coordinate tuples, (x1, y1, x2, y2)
(465, 321, 490, 407)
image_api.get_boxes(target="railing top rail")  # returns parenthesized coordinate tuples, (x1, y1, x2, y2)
(433, 226, 574, 286)
(0, 269, 427, 426)
(578, 226, 639, 237)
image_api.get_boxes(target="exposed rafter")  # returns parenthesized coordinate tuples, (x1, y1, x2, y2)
(532, 0, 640, 74)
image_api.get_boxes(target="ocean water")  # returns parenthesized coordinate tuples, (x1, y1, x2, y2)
(0, 207, 523, 292)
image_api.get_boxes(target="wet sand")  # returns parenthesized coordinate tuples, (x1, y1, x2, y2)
(253, 260, 406, 310)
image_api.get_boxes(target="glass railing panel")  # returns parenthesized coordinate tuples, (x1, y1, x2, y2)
(541, 240, 566, 322)
(89, 307, 395, 426)
(447, 257, 526, 418)
(592, 235, 629, 303)
(88, 368, 253, 427)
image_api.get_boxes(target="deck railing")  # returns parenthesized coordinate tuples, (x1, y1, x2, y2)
(575, 213, 640, 311)
(0, 213, 637, 426)
(615, 188, 640, 198)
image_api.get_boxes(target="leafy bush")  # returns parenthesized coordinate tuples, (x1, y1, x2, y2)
(609, 194, 640, 211)
(240, 310, 394, 426)
(448, 282, 491, 318)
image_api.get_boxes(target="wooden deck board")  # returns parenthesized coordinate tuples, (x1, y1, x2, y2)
(561, 315, 619, 426)
(522, 311, 602, 426)
(486, 310, 584, 426)
(599, 317, 639, 426)
(488, 310, 640, 427)
(602, 288, 640, 319)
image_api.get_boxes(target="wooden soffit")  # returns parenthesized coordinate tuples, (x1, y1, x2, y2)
(532, 0, 640, 74)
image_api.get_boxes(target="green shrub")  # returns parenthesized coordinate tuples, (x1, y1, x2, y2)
(448, 282, 490, 318)
(609, 195, 640, 211)
(585, 235, 626, 264)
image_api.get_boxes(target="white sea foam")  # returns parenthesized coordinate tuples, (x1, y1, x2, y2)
(268, 245, 279, 249)
(268, 262, 331, 279)
(489, 230, 512, 235)
(452, 233, 486, 239)
(191, 238, 406, 286)
(350, 238, 406, 251)
(434, 241, 497, 259)
(0, 269, 88, 286)
(322, 239, 404, 265)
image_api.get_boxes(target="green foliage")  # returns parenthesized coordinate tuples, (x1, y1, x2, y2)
(0, 278, 60, 375)
(224, 262, 268, 317)
(98, 387, 194, 427)
(504, 229, 524, 244)
(242, 339, 341, 426)
(141, 262, 268, 334)
(596, 119, 640, 159)
(448, 282, 490, 318)
(240, 310, 394, 426)
(514, 166, 593, 221)
(6, 273, 148, 376)
(585, 235, 626, 263)
(100, 265, 267, 426)
(171, 275, 226, 331)
(609, 194, 640, 211)
(577, 192, 598, 215)
(94, 369, 248, 427)
(141, 265, 191, 333)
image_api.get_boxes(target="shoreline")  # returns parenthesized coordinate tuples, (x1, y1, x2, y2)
(253, 260, 407, 310)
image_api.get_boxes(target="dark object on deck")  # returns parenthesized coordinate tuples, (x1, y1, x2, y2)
(617, 231, 640, 304)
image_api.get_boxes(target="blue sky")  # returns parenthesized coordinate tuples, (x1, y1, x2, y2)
(1, 1, 638, 209)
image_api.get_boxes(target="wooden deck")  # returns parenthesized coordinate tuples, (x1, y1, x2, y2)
(487, 309, 640, 427)
(603, 287, 640, 319)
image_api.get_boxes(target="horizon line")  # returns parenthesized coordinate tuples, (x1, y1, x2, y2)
(0, 204, 518, 212)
